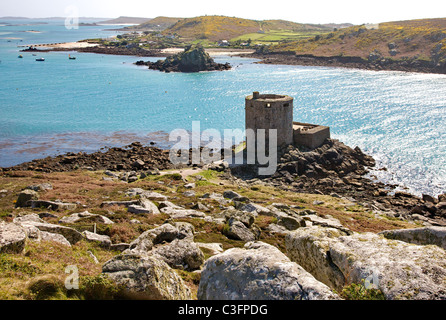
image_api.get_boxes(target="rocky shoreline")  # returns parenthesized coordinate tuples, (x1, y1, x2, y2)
(249, 52, 446, 75)
(0, 142, 175, 173)
(228, 139, 446, 226)
(2, 139, 445, 225)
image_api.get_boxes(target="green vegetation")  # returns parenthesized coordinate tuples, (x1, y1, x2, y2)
(162, 16, 332, 45)
(339, 280, 386, 300)
(231, 29, 327, 45)
(271, 18, 446, 66)
(0, 166, 419, 299)
(161, 15, 263, 42)
(84, 15, 333, 50)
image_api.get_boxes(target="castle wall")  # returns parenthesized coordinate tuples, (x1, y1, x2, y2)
(293, 122, 330, 149)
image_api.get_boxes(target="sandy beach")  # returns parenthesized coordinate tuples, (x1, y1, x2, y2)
(20, 43, 255, 58)
(20, 41, 99, 49)
(161, 47, 255, 57)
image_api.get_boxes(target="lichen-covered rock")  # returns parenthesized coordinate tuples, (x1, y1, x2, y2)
(171, 222, 195, 241)
(196, 242, 224, 256)
(235, 202, 270, 215)
(83, 231, 112, 248)
(302, 214, 352, 234)
(126, 223, 195, 254)
(277, 214, 305, 230)
(13, 213, 45, 224)
(25, 183, 53, 192)
(285, 226, 347, 290)
(29, 200, 77, 211)
(117, 222, 202, 271)
(127, 198, 160, 215)
(329, 232, 446, 300)
(197, 241, 339, 300)
(151, 239, 205, 271)
(0, 222, 27, 253)
(139, 191, 167, 201)
(139, 199, 160, 214)
(223, 209, 256, 228)
(40, 231, 71, 246)
(21, 223, 41, 241)
(286, 226, 446, 299)
(20, 221, 83, 245)
(223, 219, 258, 242)
(223, 190, 242, 199)
(102, 253, 192, 300)
(59, 211, 114, 224)
(160, 207, 206, 219)
(379, 226, 446, 250)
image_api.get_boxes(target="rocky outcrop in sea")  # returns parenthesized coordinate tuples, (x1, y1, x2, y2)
(135, 44, 231, 73)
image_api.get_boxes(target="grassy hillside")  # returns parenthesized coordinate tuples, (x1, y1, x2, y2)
(271, 18, 446, 64)
(162, 15, 333, 42)
(261, 19, 331, 32)
(163, 15, 261, 41)
(231, 19, 333, 44)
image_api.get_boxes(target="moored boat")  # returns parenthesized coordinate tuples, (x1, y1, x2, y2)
(35, 57, 45, 61)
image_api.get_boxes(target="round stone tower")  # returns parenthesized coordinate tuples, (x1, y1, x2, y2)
(245, 92, 294, 149)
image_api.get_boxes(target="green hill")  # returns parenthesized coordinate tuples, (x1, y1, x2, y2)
(161, 15, 333, 42)
(271, 18, 446, 64)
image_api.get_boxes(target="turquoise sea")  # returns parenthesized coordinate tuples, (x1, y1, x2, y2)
(0, 19, 445, 197)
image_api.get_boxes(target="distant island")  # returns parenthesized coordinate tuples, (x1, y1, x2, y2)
(122, 16, 183, 31)
(27, 14, 446, 74)
(98, 16, 152, 25)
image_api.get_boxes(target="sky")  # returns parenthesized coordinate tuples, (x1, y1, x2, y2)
(1, 0, 445, 25)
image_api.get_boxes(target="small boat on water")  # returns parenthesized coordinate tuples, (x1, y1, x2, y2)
(32, 54, 36, 56)
(35, 57, 45, 61)
(18, 55, 23, 58)
(68, 54, 76, 60)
